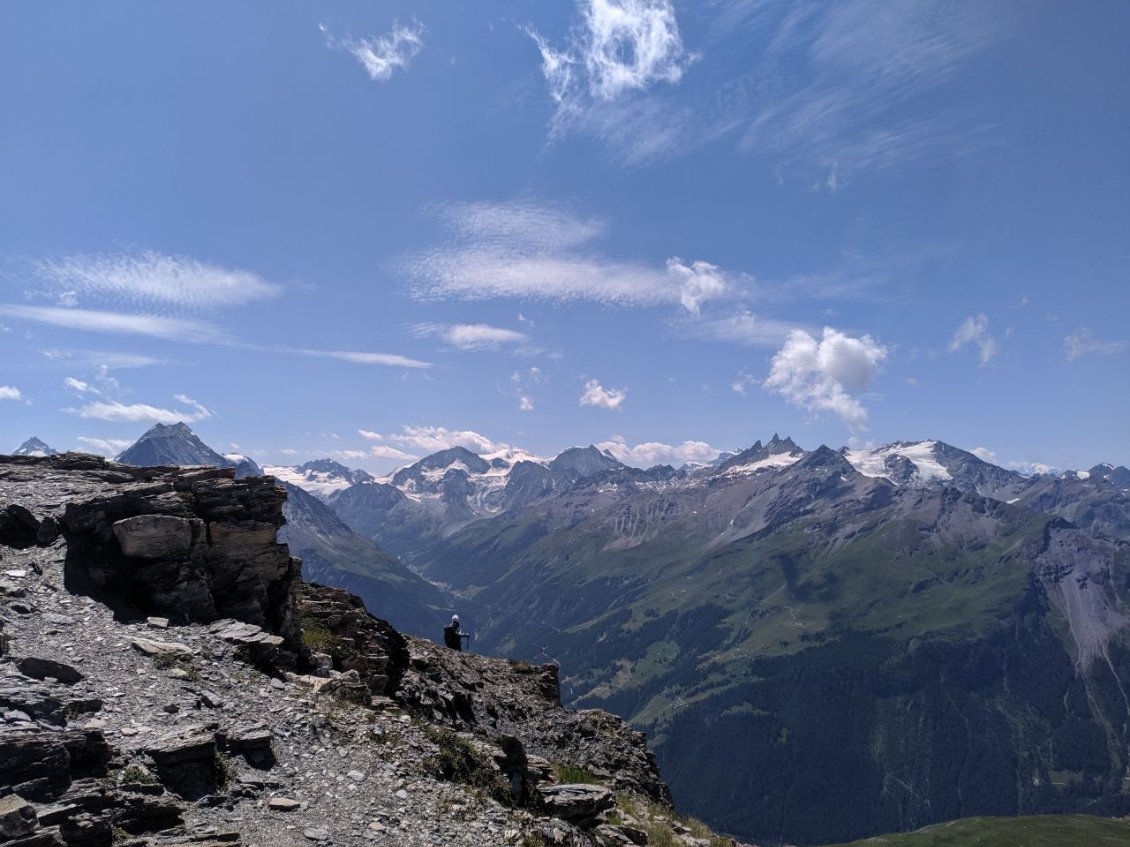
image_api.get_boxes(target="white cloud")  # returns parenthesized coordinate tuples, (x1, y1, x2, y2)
(76, 436, 133, 457)
(737, 1, 1003, 185)
(33, 251, 280, 311)
(519, 395, 535, 412)
(358, 429, 383, 441)
(66, 395, 213, 424)
(674, 307, 807, 347)
(368, 445, 420, 462)
(763, 327, 887, 430)
(948, 313, 998, 365)
(0, 386, 21, 401)
(414, 322, 530, 351)
(298, 349, 432, 369)
(404, 201, 739, 312)
(530, 0, 693, 104)
(0, 304, 225, 343)
(64, 377, 98, 395)
(730, 372, 759, 394)
(45, 349, 170, 369)
(580, 378, 626, 410)
(1064, 327, 1127, 361)
(323, 21, 425, 82)
(971, 447, 998, 464)
(377, 425, 505, 455)
(331, 449, 369, 461)
(597, 436, 718, 467)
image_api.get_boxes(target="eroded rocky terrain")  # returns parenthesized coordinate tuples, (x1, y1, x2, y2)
(0, 455, 738, 847)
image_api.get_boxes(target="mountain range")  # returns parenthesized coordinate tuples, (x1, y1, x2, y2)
(8, 426, 1130, 844)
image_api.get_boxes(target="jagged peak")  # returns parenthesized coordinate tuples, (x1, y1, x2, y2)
(13, 436, 58, 457)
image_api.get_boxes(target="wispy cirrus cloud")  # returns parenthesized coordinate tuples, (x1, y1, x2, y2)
(1064, 327, 1127, 361)
(0, 304, 226, 343)
(403, 201, 741, 312)
(414, 322, 531, 352)
(764, 327, 887, 431)
(673, 307, 808, 348)
(736, 1, 1003, 185)
(66, 394, 213, 424)
(44, 349, 172, 369)
(321, 20, 425, 82)
(31, 251, 280, 312)
(296, 349, 432, 369)
(527, 0, 1005, 174)
(580, 378, 626, 410)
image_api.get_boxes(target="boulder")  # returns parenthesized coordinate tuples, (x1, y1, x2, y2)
(130, 638, 194, 657)
(538, 783, 615, 828)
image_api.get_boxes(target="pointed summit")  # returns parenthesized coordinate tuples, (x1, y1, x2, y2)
(12, 436, 58, 457)
(116, 422, 230, 468)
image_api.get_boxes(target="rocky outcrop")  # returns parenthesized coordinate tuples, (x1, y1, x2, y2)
(294, 583, 670, 805)
(53, 459, 301, 659)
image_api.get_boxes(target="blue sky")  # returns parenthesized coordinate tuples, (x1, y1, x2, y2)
(1, 0, 1127, 473)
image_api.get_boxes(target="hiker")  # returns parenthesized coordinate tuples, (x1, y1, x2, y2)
(443, 614, 468, 651)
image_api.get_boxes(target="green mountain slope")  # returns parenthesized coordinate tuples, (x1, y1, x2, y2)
(413, 448, 1130, 844)
(819, 814, 1130, 846)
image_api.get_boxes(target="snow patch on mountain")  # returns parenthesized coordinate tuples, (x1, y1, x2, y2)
(845, 441, 953, 484)
(720, 451, 804, 477)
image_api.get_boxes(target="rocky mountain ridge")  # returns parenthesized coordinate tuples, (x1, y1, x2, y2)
(0, 454, 731, 847)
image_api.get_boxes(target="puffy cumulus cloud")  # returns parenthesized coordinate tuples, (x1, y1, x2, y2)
(667, 258, 728, 316)
(763, 327, 888, 431)
(64, 377, 100, 395)
(948, 313, 997, 365)
(0, 385, 22, 401)
(597, 436, 719, 468)
(76, 436, 133, 457)
(530, 0, 694, 105)
(330, 449, 369, 461)
(1064, 327, 1127, 361)
(404, 201, 738, 313)
(580, 378, 626, 410)
(370, 425, 506, 455)
(33, 250, 280, 311)
(65, 394, 213, 424)
(367, 445, 420, 462)
(414, 322, 530, 352)
(970, 447, 999, 464)
(321, 21, 425, 82)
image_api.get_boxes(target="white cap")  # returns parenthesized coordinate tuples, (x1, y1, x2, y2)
(452, 614, 459, 624)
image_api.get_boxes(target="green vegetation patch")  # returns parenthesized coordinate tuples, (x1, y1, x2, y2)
(423, 726, 511, 804)
(819, 814, 1130, 846)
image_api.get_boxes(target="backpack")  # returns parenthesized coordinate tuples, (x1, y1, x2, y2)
(443, 624, 461, 649)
